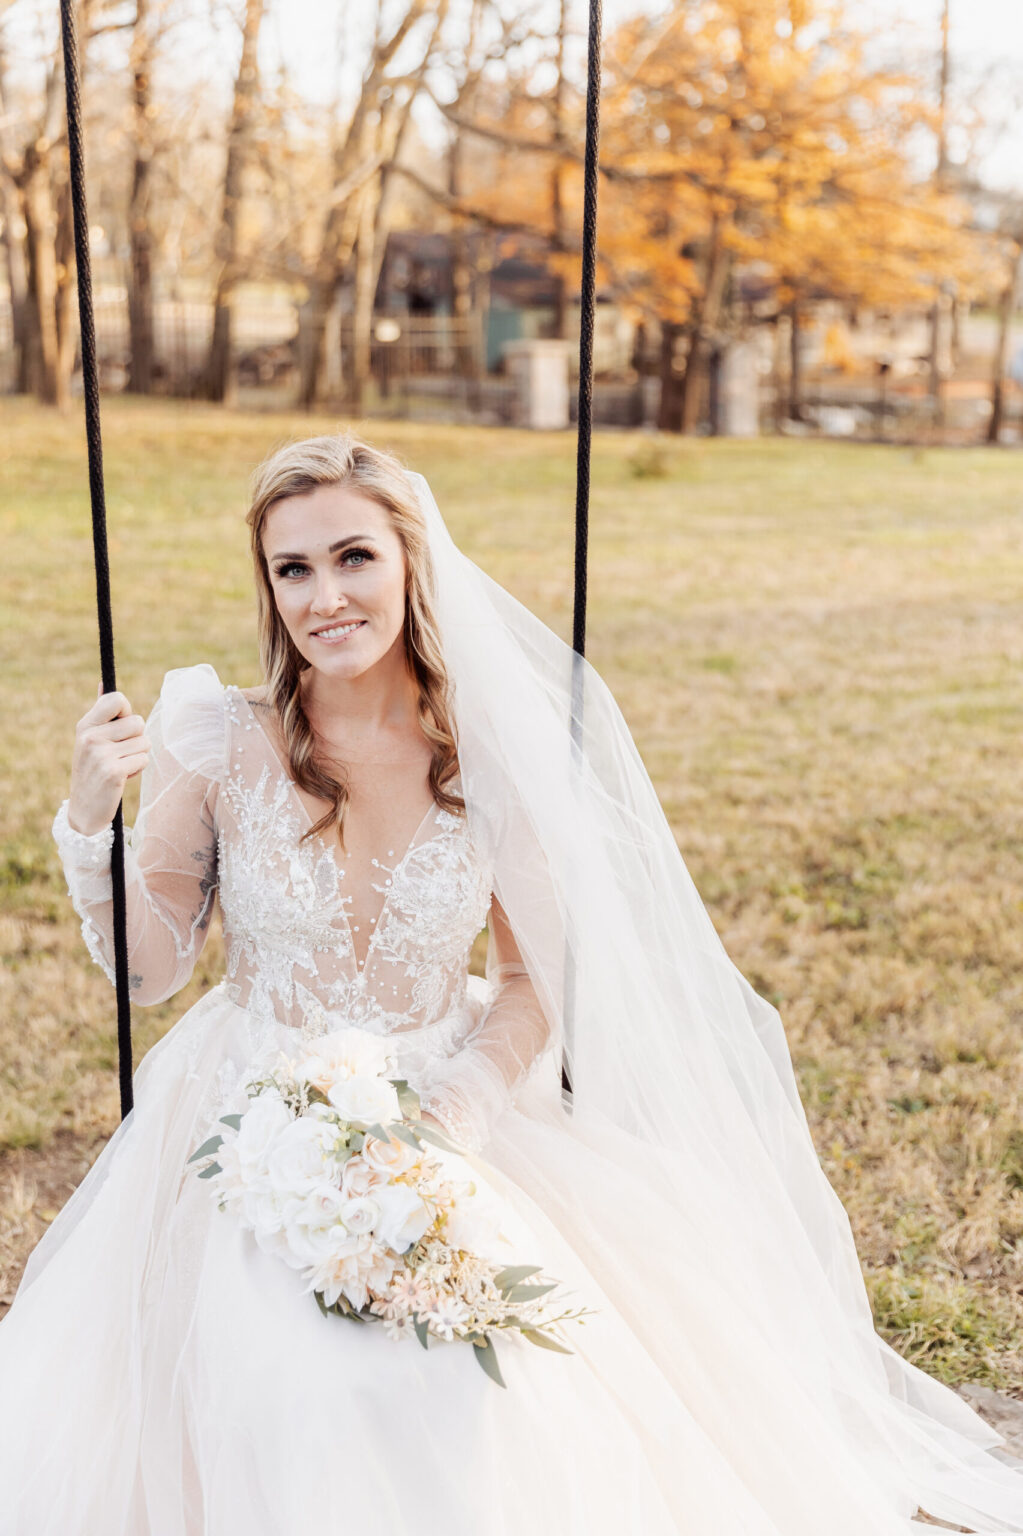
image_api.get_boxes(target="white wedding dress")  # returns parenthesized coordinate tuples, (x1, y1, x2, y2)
(1, 662, 1022, 1535)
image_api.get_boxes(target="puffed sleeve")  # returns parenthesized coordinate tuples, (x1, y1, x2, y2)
(52, 663, 228, 1006)
(419, 891, 555, 1153)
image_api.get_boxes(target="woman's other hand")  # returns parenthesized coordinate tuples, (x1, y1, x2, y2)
(68, 690, 150, 836)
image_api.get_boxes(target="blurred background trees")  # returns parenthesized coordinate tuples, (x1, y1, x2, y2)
(0, 0, 1021, 440)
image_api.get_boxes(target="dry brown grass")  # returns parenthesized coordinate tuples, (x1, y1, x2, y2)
(2, 401, 1023, 1383)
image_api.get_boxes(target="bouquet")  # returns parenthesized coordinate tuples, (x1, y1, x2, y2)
(188, 1025, 594, 1387)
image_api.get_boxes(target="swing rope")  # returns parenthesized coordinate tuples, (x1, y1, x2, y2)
(561, 0, 603, 1104)
(58, 0, 601, 1125)
(60, 0, 134, 1120)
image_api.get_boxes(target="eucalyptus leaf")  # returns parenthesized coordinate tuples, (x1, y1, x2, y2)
(218, 1113, 243, 1131)
(389, 1123, 422, 1150)
(505, 1282, 558, 1303)
(187, 1135, 224, 1164)
(521, 1329, 574, 1355)
(472, 1338, 507, 1389)
(365, 1123, 391, 1145)
(494, 1264, 542, 1290)
(393, 1080, 419, 1113)
(413, 1315, 431, 1351)
(412, 1122, 458, 1152)
(197, 1161, 222, 1179)
(314, 1290, 330, 1319)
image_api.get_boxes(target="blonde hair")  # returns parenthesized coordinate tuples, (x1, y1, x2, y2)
(245, 432, 464, 849)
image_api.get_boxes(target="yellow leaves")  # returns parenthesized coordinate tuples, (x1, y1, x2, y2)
(596, 0, 990, 319)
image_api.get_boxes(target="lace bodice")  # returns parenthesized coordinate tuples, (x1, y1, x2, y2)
(52, 665, 554, 1152)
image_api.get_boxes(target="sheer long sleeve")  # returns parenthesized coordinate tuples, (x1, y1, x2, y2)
(420, 891, 555, 1153)
(52, 665, 226, 1007)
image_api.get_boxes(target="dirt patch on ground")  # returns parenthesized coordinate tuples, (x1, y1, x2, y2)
(0, 1131, 107, 1314)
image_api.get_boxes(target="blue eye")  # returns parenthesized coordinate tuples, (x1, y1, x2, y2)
(344, 548, 373, 566)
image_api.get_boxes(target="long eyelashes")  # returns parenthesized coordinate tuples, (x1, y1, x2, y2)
(273, 548, 375, 580)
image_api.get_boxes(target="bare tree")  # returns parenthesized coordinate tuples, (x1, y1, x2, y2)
(1, 39, 69, 404)
(0, 40, 30, 392)
(204, 0, 265, 404)
(298, 0, 439, 409)
(988, 232, 1022, 444)
(128, 0, 156, 392)
(928, 0, 952, 425)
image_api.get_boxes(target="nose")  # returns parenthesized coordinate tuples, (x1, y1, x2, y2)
(310, 570, 348, 616)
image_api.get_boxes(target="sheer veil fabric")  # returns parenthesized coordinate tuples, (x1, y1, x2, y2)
(403, 470, 1023, 1533)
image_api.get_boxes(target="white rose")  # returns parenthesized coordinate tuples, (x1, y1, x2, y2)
(327, 1075, 401, 1126)
(282, 1187, 351, 1269)
(294, 1028, 397, 1094)
(373, 1183, 432, 1254)
(264, 1117, 337, 1199)
(341, 1156, 390, 1199)
(233, 1093, 292, 1181)
(241, 1182, 300, 1237)
(361, 1132, 421, 1177)
(338, 1194, 381, 1236)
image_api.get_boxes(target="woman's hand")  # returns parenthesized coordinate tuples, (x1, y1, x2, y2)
(68, 690, 150, 836)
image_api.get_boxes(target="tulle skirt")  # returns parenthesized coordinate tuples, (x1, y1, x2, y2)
(2, 982, 1022, 1535)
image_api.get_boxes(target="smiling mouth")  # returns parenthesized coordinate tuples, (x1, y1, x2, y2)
(311, 620, 367, 644)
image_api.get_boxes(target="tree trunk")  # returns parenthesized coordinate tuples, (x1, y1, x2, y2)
(677, 218, 729, 434)
(0, 176, 29, 394)
(128, 0, 155, 393)
(448, 122, 479, 384)
(204, 0, 264, 403)
(20, 151, 61, 404)
(52, 169, 76, 409)
(549, 0, 568, 342)
(349, 180, 379, 415)
(988, 241, 1023, 445)
(788, 296, 803, 421)
(657, 320, 684, 431)
(0, 46, 32, 393)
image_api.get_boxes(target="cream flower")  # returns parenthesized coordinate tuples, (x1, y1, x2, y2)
(281, 1186, 350, 1269)
(305, 1232, 397, 1310)
(264, 1117, 338, 1200)
(340, 1156, 390, 1199)
(423, 1294, 471, 1342)
(327, 1075, 401, 1127)
(372, 1183, 432, 1254)
(294, 1028, 397, 1095)
(361, 1132, 421, 1177)
(337, 1194, 381, 1236)
(232, 1092, 292, 1182)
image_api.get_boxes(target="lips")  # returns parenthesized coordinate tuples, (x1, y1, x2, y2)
(310, 620, 367, 643)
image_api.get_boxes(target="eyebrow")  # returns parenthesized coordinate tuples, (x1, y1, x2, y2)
(269, 535, 375, 562)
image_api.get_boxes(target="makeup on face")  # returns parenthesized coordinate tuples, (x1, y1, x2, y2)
(263, 487, 408, 678)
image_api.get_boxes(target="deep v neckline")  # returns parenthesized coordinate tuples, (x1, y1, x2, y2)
(232, 687, 447, 973)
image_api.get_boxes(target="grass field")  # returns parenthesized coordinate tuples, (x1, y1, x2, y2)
(2, 397, 1023, 1390)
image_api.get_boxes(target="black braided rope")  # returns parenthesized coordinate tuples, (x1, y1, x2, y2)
(59, 0, 134, 1120)
(58, 0, 596, 1122)
(561, 0, 602, 1105)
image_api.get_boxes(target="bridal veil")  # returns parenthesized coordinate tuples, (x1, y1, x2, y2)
(407, 467, 1023, 1533)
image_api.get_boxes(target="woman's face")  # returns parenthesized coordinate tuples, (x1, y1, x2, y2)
(262, 484, 409, 682)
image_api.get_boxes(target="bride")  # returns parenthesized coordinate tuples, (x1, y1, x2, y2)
(2, 431, 1022, 1535)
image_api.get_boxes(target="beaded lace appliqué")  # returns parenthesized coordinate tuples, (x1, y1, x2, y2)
(216, 755, 493, 1050)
